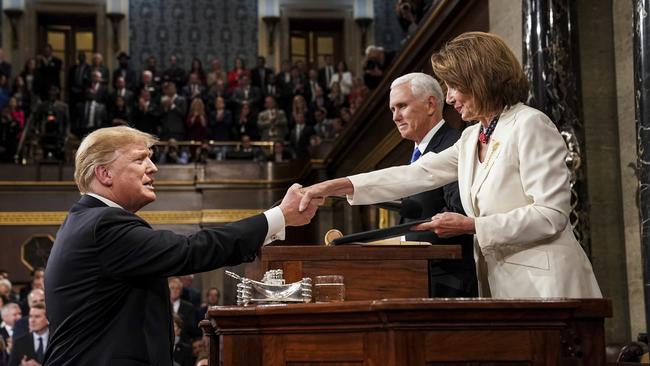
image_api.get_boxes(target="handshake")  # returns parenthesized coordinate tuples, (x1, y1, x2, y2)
(278, 178, 353, 227)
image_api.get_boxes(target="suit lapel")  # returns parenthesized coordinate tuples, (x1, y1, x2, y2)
(469, 105, 518, 202)
(461, 125, 480, 217)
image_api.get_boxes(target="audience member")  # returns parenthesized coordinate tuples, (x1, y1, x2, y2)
(226, 56, 249, 92)
(36, 44, 62, 100)
(74, 90, 108, 138)
(91, 53, 110, 86)
(226, 134, 264, 161)
(0, 303, 21, 344)
(309, 85, 334, 118)
(67, 52, 92, 121)
(231, 102, 258, 141)
(172, 314, 195, 366)
(133, 88, 161, 135)
(181, 73, 205, 101)
(197, 287, 219, 322)
(8, 303, 48, 366)
(232, 74, 262, 115)
(290, 95, 310, 127)
(89, 70, 109, 106)
(19, 59, 38, 98)
(0, 75, 9, 111)
(11, 76, 31, 118)
(157, 138, 190, 164)
(208, 96, 232, 141)
(109, 95, 132, 127)
(163, 55, 187, 91)
(33, 86, 69, 160)
(18, 269, 43, 304)
(330, 61, 353, 97)
(186, 98, 208, 142)
(327, 81, 348, 111)
(288, 112, 315, 158)
(139, 70, 161, 101)
(112, 52, 137, 91)
(268, 140, 294, 162)
(160, 83, 188, 140)
(13, 289, 44, 343)
(250, 56, 273, 91)
(189, 58, 207, 86)
(305, 69, 321, 103)
(144, 55, 162, 86)
(318, 55, 335, 92)
(257, 96, 288, 141)
(362, 45, 386, 89)
(179, 275, 201, 309)
(0, 49, 12, 80)
(206, 58, 225, 88)
(169, 277, 199, 342)
(110, 76, 135, 110)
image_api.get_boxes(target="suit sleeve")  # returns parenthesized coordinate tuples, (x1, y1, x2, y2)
(347, 139, 460, 205)
(95, 209, 268, 279)
(474, 112, 570, 248)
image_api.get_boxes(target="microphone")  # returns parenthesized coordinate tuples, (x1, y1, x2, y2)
(330, 196, 422, 219)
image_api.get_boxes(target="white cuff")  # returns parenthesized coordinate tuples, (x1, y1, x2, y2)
(263, 206, 286, 245)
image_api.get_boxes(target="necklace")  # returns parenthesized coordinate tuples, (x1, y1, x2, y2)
(478, 114, 500, 144)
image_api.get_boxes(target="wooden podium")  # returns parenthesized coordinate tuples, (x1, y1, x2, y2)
(244, 245, 462, 300)
(202, 298, 612, 366)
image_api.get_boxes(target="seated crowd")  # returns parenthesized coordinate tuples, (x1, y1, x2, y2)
(0, 45, 396, 165)
(0, 269, 216, 366)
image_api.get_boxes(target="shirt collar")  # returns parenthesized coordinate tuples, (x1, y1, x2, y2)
(86, 193, 124, 209)
(416, 119, 445, 153)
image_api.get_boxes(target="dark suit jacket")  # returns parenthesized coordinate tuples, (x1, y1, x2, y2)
(402, 122, 478, 298)
(8, 332, 43, 366)
(112, 67, 138, 91)
(36, 56, 62, 99)
(44, 195, 267, 366)
(11, 318, 27, 341)
(250, 67, 273, 90)
(176, 300, 199, 341)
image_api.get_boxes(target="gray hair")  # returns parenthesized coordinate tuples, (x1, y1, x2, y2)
(390, 72, 444, 111)
(1, 303, 20, 317)
(0, 279, 10, 292)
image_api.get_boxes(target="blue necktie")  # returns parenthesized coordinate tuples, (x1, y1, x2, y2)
(410, 147, 422, 163)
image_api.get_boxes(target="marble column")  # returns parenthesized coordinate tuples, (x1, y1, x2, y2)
(634, 0, 650, 337)
(522, 0, 590, 254)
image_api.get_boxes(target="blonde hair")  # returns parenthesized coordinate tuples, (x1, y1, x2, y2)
(74, 126, 158, 194)
(430, 32, 529, 117)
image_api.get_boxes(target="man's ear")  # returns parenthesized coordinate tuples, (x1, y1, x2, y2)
(427, 95, 437, 116)
(94, 165, 112, 186)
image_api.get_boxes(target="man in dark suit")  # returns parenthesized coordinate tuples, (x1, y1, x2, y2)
(111, 52, 137, 92)
(250, 56, 273, 92)
(0, 303, 21, 345)
(168, 277, 199, 341)
(67, 52, 92, 122)
(390, 73, 477, 298)
(36, 44, 62, 100)
(160, 82, 188, 140)
(318, 55, 335, 92)
(8, 303, 48, 366)
(0, 49, 12, 80)
(44, 125, 320, 365)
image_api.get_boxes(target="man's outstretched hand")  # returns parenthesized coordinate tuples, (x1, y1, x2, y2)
(280, 183, 323, 226)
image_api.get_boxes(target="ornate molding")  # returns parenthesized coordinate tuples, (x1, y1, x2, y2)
(0, 209, 265, 226)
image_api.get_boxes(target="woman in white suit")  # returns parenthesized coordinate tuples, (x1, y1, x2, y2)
(299, 32, 601, 298)
(330, 61, 353, 97)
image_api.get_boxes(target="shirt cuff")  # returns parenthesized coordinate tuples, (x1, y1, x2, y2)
(263, 206, 286, 245)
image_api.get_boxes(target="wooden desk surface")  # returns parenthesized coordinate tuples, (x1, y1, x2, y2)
(203, 298, 612, 366)
(261, 244, 462, 261)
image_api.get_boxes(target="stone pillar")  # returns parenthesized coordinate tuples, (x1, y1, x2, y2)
(633, 0, 650, 337)
(522, 0, 590, 254)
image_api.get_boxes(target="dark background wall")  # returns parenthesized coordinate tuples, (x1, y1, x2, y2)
(374, 0, 404, 52)
(128, 0, 258, 72)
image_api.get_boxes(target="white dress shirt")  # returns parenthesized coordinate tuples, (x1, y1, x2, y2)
(33, 328, 49, 353)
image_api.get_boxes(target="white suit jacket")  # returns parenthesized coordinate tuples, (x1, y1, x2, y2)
(348, 103, 601, 298)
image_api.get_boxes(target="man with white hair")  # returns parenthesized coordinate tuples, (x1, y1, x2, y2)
(12, 289, 44, 341)
(389, 72, 477, 297)
(0, 303, 21, 343)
